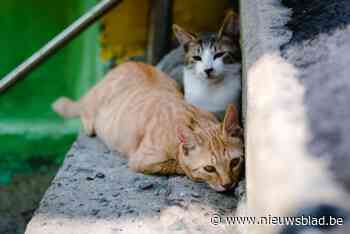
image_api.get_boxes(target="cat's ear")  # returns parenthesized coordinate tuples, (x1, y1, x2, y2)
(176, 126, 196, 151)
(218, 11, 240, 40)
(173, 24, 196, 45)
(222, 104, 243, 138)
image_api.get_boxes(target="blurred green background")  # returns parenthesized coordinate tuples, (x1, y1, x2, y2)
(0, 0, 102, 184)
(0, 0, 101, 233)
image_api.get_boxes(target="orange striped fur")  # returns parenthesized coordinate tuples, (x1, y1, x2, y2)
(53, 62, 243, 191)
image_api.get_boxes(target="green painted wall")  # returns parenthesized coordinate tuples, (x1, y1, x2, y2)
(0, 0, 102, 183)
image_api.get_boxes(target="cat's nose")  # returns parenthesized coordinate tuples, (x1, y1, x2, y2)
(222, 183, 233, 190)
(204, 68, 214, 76)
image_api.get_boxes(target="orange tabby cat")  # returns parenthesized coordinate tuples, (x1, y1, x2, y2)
(53, 62, 243, 191)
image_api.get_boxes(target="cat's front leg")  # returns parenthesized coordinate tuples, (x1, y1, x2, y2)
(128, 150, 184, 175)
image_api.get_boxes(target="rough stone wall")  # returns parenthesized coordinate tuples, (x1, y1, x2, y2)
(281, 0, 350, 194)
(241, 0, 350, 234)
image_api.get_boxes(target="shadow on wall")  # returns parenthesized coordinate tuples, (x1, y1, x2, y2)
(281, 0, 350, 45)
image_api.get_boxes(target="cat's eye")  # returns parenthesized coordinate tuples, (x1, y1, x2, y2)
(192, 56, 202, 61)
(204, 165, 216, 173)
(230, 158, 241, 169)
(214, 52, 226, 60)
(183, 145, 195, 156)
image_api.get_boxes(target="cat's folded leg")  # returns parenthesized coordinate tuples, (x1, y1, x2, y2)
(128, 149, 182, 175)
(81, 108, 96, 137)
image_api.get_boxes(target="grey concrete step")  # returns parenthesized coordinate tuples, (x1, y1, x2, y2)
(25, 135, 244, 234)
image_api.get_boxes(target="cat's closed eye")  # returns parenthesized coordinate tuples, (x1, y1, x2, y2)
(183, 145, 196, 156)
(230, 158, 241, 169)
(192, 56, 202, 61)
(204, 165, 216, 173)
(213, 52, 226, 60)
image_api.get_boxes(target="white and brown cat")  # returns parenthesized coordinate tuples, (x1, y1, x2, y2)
(157, 11, 241, 119)
(53, 62, 243, 192)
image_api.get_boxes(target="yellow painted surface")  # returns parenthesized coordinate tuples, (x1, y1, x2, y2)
(172, 0, 232, 33)
(100, 0, 150, 61)
(101, 0, 232, 61)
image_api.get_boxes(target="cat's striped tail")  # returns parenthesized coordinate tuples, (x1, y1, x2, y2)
(52, 97, 81, 118)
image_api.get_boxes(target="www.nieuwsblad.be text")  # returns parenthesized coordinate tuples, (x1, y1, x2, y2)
(210, 213, 344, 226)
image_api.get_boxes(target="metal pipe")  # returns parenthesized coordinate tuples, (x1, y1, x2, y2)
(0, 0, 122, 94)
(146, 0, 173, 65)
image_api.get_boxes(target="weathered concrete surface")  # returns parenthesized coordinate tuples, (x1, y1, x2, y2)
(281, 0, 350, 196)
(25, 135, 244, 234)
(281, 0, 350, 45)
(241, 0, 350, 234)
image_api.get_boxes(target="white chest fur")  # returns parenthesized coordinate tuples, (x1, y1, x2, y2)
(183, 63, 241, 113)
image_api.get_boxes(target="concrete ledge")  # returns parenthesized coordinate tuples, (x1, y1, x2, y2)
(241, 0, 350, 233)
(25, 135, 244, 234)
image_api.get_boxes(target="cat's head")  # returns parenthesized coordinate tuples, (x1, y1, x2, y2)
(177, 104, 244, 192)
(173, 11, 240, 81)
